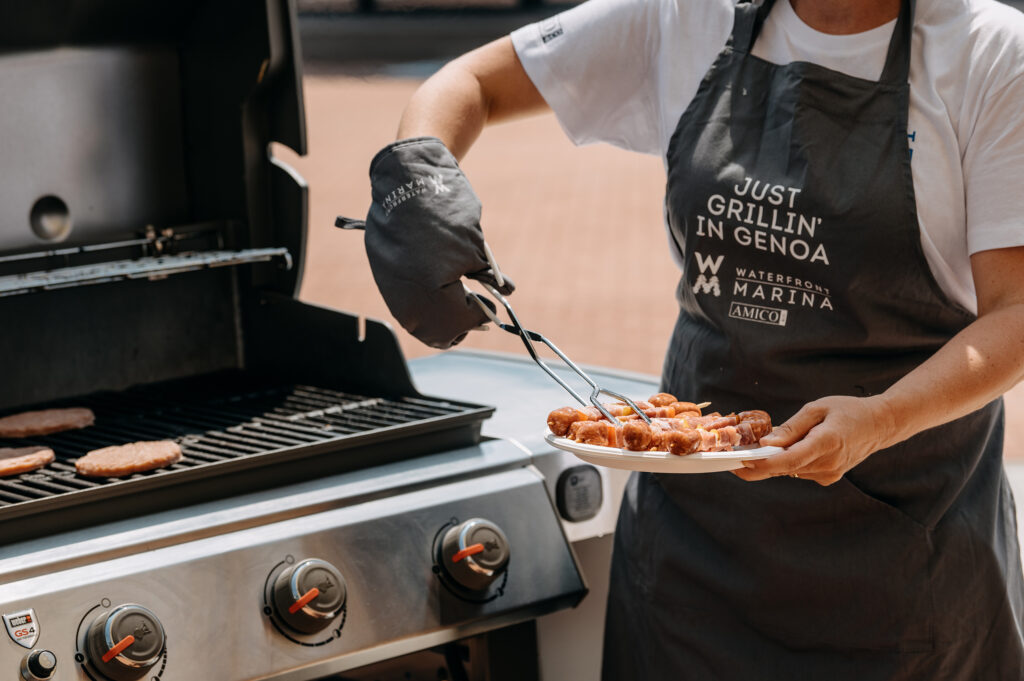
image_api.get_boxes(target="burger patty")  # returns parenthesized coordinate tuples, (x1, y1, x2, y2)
(0, 408, 95, 438)
(75, 440, 182, 478)
(0, 446, 56, 477)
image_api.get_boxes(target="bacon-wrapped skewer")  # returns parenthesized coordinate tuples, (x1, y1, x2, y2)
(675, 410, 772, 441)
(554, 399, 773, 456)
(568, 418, 742, 455)
(546, 395, 704, 437)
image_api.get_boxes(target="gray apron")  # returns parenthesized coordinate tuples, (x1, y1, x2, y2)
(602, 1, 1024, 678)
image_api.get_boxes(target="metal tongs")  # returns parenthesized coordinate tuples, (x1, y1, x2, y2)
(468, 244, 651, 427)
(337, 215, 650, 424)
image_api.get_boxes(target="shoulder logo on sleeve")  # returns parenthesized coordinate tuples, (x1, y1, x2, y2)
(4, 609, 39, 648)
(540, 18, 564, 44)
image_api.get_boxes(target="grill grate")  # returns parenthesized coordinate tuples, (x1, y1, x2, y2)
(0, 377, 487, 510)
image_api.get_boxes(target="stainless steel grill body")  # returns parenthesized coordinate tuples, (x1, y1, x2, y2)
(0, 441, 586, 680)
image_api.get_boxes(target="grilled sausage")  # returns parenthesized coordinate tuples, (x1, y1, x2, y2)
(738, 410, 773, 440)
(662, 429, 704, 456)
(622, 420, 653, 450)
(647, 393, 678, 407)
(571, 421, 616, 447)
(547, 407, 587, 437)
(670, 402, 702, 415)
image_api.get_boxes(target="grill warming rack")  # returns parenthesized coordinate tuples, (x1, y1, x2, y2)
(0, 221, 293, 297)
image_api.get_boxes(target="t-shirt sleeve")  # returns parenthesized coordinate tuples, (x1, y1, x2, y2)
(510, 0, 665, 155)
(962, 72, 1024, 255)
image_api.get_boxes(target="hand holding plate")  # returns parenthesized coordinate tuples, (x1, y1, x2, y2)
(732, 395, 894, 485)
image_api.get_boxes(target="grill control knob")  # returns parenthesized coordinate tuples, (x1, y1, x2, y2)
(20, 649, 57, 681)
(85, 604, 165, 681)
(273, 558, 347, 634)
(439, 518, 510, 591)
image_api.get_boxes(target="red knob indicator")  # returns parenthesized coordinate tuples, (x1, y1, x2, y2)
(288, 587, 321, 615)
(438, 519, 511, 592)
(272, 559, 347, 635)
(85, 604, 165, 681)
(451, 543, 485, 563)
(101, 635, 135, 664)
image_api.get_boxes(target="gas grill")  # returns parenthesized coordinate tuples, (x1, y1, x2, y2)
(0, 2, 586, 679)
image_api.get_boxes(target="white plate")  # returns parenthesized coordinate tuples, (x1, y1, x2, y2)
(544, 432, 784, 474)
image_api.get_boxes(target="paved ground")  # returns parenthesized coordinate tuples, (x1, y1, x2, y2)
(281, 72, 1024, 459)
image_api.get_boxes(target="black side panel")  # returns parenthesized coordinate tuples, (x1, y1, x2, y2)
(0, 270, 240, 410)
(247, 0, 309, 296)
(179, 0, 271, 229)
(266, 0, 308, 156)
(0, 1, 202, 46)
(249, 154, 308, 298)
(244, 293, 420, 398)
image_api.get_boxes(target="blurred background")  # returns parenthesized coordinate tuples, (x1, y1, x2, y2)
(279, 0, 1024, 459)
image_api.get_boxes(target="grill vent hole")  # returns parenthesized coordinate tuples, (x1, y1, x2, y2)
(29, 195, 72, 242)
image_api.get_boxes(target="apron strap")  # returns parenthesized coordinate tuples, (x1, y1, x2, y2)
(731, 0, 914, 86)
(879, 0, 915, 85)
(729, 0, 776, 54)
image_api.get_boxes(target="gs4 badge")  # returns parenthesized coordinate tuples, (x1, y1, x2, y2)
(4, 608, 38, 648)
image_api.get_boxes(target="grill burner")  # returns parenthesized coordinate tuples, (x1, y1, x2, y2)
(0, 372, 491, 544)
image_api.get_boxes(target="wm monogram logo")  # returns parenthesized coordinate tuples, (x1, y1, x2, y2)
(428, 174, 450, 194)
(692, 252, 723, 297)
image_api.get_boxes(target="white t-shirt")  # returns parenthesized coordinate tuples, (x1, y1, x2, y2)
(511, 0, 1024, 313)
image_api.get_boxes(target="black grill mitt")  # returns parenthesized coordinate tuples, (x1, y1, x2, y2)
(363, 137, 514, 349)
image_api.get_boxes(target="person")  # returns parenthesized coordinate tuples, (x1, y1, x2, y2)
(358, 0, 1024, 677)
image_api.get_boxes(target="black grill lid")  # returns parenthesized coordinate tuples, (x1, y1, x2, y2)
(0, 0, 305, 259)
(0, 0, 315, 407)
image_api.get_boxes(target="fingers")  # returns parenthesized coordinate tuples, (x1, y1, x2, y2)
(759, 404, 825, 448)
(399, 282, 495, 349)
(732, 405, 857, 486)
(732, 437, 827, 483)
(734, 455, 839, 485)
(732, 403, 834, 484)
(731, 396, 885, 487)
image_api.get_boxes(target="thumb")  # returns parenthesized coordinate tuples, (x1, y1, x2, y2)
(759, 406, 824, 447)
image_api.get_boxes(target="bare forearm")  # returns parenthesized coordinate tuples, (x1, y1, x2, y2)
(877, 303, 1024, 447)
(395, 37, 548, 160)
(397, 62, 489, 160)
(742, 247, 1024, 486)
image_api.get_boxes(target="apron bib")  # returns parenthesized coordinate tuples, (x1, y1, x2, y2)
(602, 1, 1024, 678)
